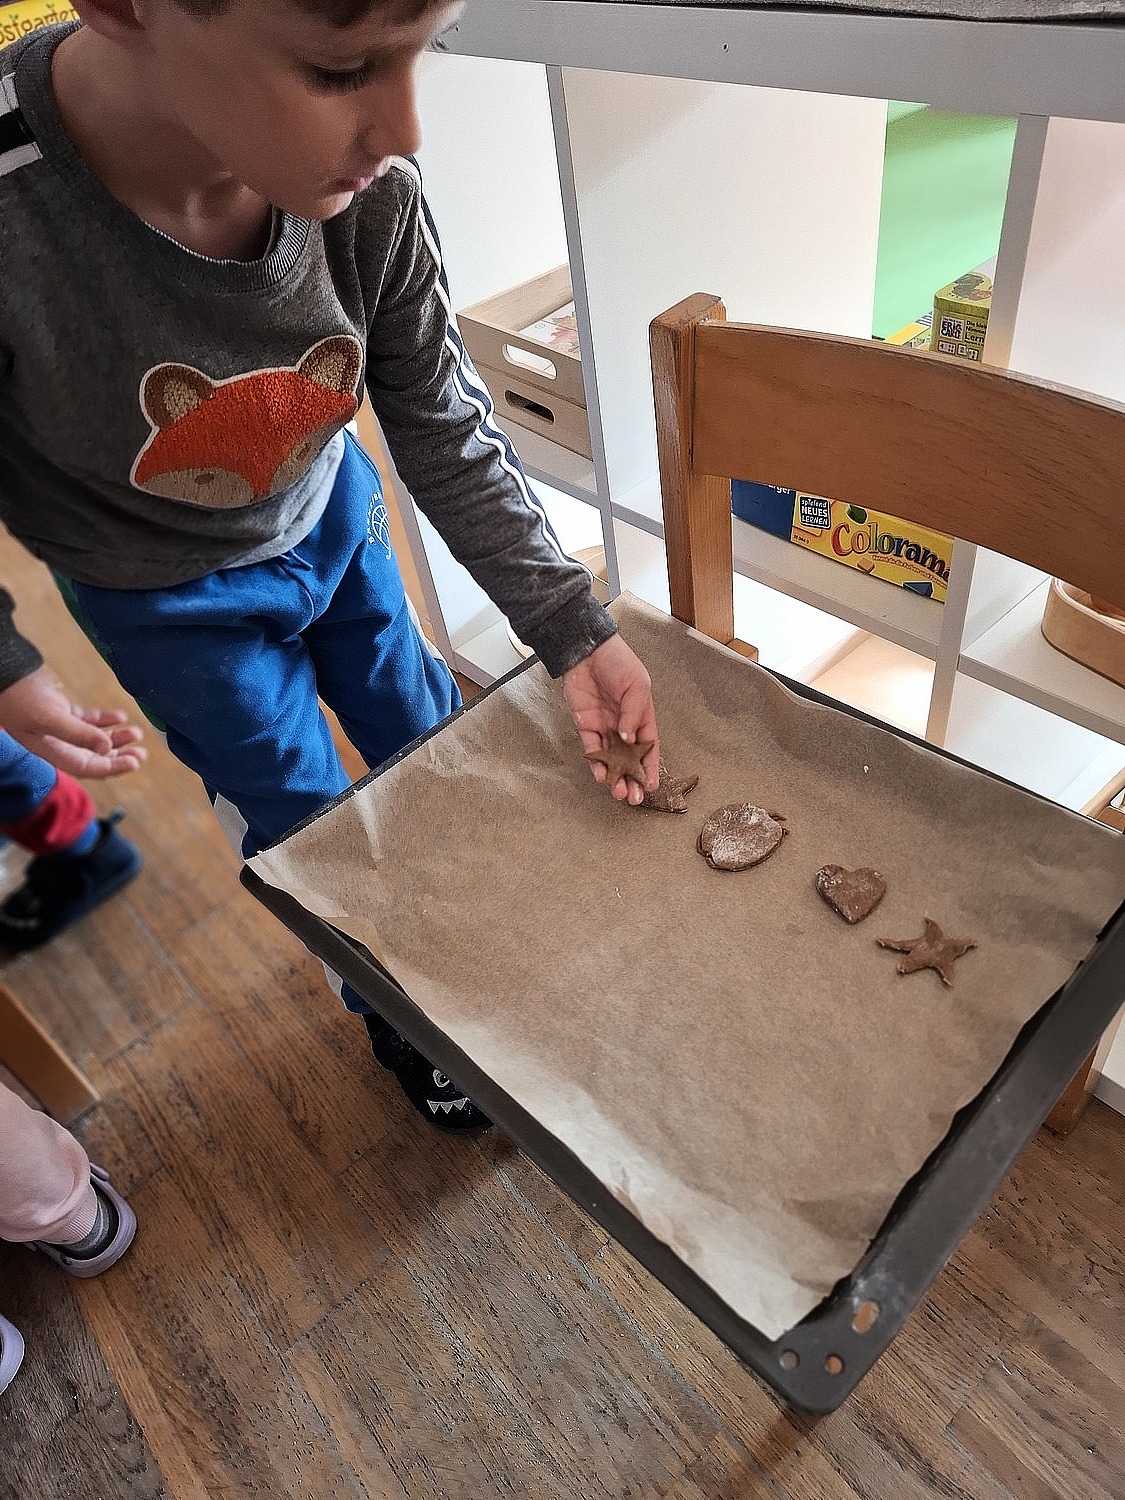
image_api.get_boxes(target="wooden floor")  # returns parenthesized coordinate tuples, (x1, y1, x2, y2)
(1, 537, 1123, 1500)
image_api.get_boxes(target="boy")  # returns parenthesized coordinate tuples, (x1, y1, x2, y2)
(0, 1, 660, 1131)
(0, 586, 145, 948)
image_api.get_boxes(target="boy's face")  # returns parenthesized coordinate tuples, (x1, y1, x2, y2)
(134, 0, 462, 218)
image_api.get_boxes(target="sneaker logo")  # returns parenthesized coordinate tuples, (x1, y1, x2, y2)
(426, 1068, 473, 1116)
(427, 1096, 473, 1117)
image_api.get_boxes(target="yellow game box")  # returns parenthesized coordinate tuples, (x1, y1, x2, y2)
(732, 481, 953, 603)
(929, 260, 994, 363)
(0, 2, 76, 47)
(884, 311, 933, 349)
(789, 493, 953, 603)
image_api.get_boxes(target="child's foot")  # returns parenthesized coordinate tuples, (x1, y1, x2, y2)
(30, 1163, 137, 1278)
(363, 1015, 491, 1133)
(0, 1314, 24, 1396)
(0, 811, 142, 951)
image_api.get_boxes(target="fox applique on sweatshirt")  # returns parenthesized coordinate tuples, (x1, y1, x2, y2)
(131, 337, 363, 508)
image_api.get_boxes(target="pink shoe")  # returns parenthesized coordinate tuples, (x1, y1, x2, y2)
(0, 1313, 24, 1395)
(30, 1163, 136, 1278)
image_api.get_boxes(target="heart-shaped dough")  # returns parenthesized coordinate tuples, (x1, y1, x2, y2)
(815, 864, 887, 924)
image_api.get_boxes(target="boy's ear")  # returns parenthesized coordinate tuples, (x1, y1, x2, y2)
(69, 0, 147, 42)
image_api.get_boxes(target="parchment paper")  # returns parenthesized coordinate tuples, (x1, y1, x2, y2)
(250, 596, 1125, 1337)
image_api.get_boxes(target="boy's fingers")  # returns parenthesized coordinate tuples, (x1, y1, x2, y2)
(107, 724, 145, 748)
(616, 710, 660, 791)
(577, 725, 607, 757)
(99, 753, 144, 779)
(51, 715, 114, 756)
(640, 738, 660, 790)
(77, 706, 129, 727)
(112, 738, 147, 760)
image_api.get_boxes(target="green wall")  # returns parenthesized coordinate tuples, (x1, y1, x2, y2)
(874, 105, 1017, 340)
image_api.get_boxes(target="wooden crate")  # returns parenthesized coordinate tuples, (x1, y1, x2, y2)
(474, 361, 592, 459)
(1041, 578, 1125, 688)
(459, 266, 591, 458)
(1084, 765, 1125, 833)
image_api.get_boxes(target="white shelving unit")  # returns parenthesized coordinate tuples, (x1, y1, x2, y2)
(961, 577, 1125, 745)
(411, 44, 887, 684)
(383, 6, 1125, 1106)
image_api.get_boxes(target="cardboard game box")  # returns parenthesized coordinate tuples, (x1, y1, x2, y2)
(731, 483, 953, 602)
(0, 2, 77, 44)
(929, 258, 996, 363)
(884, 311, 933, 349)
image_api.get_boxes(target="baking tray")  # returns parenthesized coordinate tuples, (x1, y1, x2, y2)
(241, 656, 1125, 1413)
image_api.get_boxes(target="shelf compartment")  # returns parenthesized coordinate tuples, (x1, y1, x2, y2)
(612, 476, 943, 659)
(960, 579, 1125, 745)
(451, 614, 524, 686)
(504, 419, 597, 503)
(613, 520, 862, 683)
(806, 635, 935, 739)
(945, 674, 1125, 808)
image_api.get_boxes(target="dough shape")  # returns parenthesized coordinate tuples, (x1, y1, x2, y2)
(643, 760, 699, 814)
(584, 732, 655, 791)
(698, 803, 787, 871)
(877, 918, 976, 987)
(815, 865, 887, 924)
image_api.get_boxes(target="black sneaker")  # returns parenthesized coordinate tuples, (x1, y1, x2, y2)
(363, 1014, 491, 1133)
(0, 811, 142, 952)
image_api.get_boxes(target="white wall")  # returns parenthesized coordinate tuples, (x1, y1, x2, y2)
(1009, 117, 1125, 401)
(416, 54, 570, 310)
(562, 71, 887, 498)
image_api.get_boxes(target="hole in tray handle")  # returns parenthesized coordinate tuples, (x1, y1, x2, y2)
(851, 1300, 881, 1334)
(505, 391, 555, 425)
(503, 343, 557, 381)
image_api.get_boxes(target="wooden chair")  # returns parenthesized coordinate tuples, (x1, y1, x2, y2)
(0, 982, 98, 1125)
(649, 292, 1125, 1133)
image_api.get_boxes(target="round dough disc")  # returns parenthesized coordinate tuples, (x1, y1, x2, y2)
(698, 803, 786, 871)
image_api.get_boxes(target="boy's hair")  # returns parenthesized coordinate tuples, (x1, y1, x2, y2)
(171, 0, 441, 23)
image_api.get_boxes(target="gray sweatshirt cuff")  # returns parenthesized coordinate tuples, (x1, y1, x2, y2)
(0, 623, 43, 693)
(521, 589, 618, 678)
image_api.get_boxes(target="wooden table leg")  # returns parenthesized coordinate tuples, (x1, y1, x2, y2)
(1045, 774, 1125, 1136)
(1044, 1047, 1099, 1135)
(0, 983, 98, 1125)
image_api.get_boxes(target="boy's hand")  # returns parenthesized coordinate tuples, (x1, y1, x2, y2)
(562, 635, 659, 806)
(0, 667, 146, 780)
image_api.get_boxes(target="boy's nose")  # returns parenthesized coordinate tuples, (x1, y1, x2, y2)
(364, 75, 423, 163)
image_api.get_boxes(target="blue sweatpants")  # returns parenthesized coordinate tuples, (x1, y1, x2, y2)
(0, 733, 97, 854)
(0, 734, 57, 823)
(63, 432, 459, 1013)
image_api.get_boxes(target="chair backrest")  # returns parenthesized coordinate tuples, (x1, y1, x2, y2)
(649, 293, 1125, 647)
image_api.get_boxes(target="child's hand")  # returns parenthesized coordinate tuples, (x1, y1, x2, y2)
(562, 635, 659, 806)
(0, 667, 146, 780)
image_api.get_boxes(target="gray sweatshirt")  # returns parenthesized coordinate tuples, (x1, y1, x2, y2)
(0, 24, 614, 691)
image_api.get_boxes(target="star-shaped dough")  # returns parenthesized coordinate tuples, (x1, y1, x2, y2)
(584, 732, 655, 791)
(877, 918, 976, 987)
(642, 760, 699, 813)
